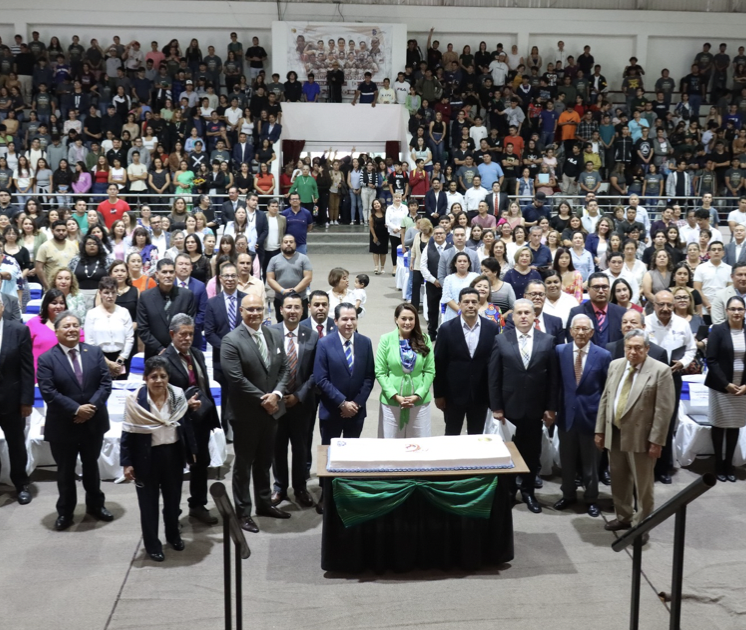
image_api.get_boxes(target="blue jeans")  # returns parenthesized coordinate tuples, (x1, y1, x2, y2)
(540, 130, 555, 147)
(689, 94, 702, 121)
(349, 191, 362, 223)
(296, 243, 307, 255)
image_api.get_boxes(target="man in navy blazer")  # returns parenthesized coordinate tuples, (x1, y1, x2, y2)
(504, 278, 565, 345)
(566, 272, 626, 348)
(553, 314, 611, 517)
(37, 311, 113, 531)
(260, 114, 281, 143)
(424, 179, 448, 224)
(232, 132, 255, 169)
(219, 187, 247, 225)
(174, 253, 208, 349)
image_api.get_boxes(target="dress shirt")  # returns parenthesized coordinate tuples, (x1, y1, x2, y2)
(0, 319, 4, 352)
(517, 328, 535, 361)
(59, 342, 83, 375)
(242, 322, 283, 398)
(463, 186, 488, 212)
(150, 231, 168, 256)
(147, 394, 179, 446)
(84, 305, 135, 357)
(420, 241, 447, 284)
(645, 313, 696, 368)
(283, 323, 299, 355)
(613, 360, 641, 417)
(445, 191, 465, 210)
(734, 241, 745, 262)
(461, 316, 481, 358)
(573, 342, 589, 373)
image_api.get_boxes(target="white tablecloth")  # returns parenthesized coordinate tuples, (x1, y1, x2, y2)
(674, 411, 746, 467)
(485, 413, 559, 475)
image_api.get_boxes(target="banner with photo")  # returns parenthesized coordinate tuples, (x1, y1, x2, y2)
(284, 22, 394, 102)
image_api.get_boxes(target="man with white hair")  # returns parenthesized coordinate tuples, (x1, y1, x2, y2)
(554, 314, 611, 518)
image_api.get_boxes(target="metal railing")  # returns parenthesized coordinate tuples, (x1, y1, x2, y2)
(611, 473, 717, 630)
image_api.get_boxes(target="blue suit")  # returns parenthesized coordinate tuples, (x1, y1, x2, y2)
(555, 341, 611, 503)
(313, 331, 374, 444)
(182, 277, 207, 349)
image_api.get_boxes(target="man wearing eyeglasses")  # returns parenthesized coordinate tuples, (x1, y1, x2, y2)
(504, 280, 565, 345)
(567, 273, 627, 347)
(645, 290, 697, 484)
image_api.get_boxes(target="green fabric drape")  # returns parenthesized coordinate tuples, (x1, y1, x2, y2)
(332, 476, 498, 528)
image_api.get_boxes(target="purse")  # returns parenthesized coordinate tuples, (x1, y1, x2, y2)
(184, 385, 216, 423)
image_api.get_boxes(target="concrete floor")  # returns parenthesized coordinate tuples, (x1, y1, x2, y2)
(1, 252, 744, 630)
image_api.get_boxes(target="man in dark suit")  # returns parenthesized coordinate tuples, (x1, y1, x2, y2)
(204, 262, 245, 438)
(221, 294, 290, 533)
(489, 298, 559, 513)
(724, 223, 746, 266)
(270, 293, 318, 508)
(553, 314, 611, 517)
(162, 313, 221, 525)
(1, 293, 21, 321)
(504, 279, 565, 345)
(174, 253, 208, 349)
(299, 290, 336, 473)
(246, 193, 269, 267)
(485, 181, 510, 217)
(37, 311, 113, 531)
(424, 178, 448, 224)
(231, 133, 254, 170)
(566, 272, 626, 347)
(313, 302, 375, 513)
(434, 288, 500, 435)
(137, 258, 196, 359)
(0, 299, 34, 504)
(606, 309, 669, 363)
(219, 186, 247, 225)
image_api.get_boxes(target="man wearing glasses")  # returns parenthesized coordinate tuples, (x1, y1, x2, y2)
(504, 280, 565, 345)
(566, 272, 627, 347)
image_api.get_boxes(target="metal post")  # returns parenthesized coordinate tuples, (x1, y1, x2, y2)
(669, 506, 687, 630)
(630, 537, 643, 630)
(235, 542, 243, 630)
(223, 518, 232, 630)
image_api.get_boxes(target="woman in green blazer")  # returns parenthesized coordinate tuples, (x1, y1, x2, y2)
(375, 302, 435, 438)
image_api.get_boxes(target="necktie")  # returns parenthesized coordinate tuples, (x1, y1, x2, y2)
(181, 352, 197, 387)
(286, 332, 297, 392)
(574, 348, 584, 385)
(254, 330, 268, 366)
(595, 309, 606, 331)
(344, 339, 354, 371)
(181, 280, 188, 289)
(227, 294, 236, 329)
(69, 348, 84, 387)
(163, 294, 172, 312)
(534, 318, 541, 331)
(519, 334, 530, 369)
(316, 324, 324, 338)
(614, 366, 636, 428)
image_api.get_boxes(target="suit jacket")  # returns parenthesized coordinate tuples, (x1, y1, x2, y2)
(181, 277, 207, 346)
(37, 343, 112, 443)
(710, 286, 742, 326)
(705, 322, 746, 392)
(424, 189, 448, 221)
(724, 240, 746, 267)
(161, 344, 220, 430)
(0, 321, 34, 415)
(270, 323, 318, 409)
(300, 316, 337, 336)
(261, 123, 282, 144)
(433, 316, 499, 408)
(204, 291, 246, 370)
(504, 311, 565, 345)
(489, 328, 559, 420)
(220, 323, 290, 420)
(556, 342, 611, 434)
(231, 142, 254, 169)
(486, 191, 510, 217)
(566, 301, 626, 347)
(606, 339, 669, 364)
(219, 199, 246, 225)
(136, 286, 196, 359)
(313, 332, 374, 422)
(1, 293, 21, 321)
(596, 356, 675, 452)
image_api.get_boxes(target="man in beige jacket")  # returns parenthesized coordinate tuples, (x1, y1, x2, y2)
(595, 329, 675, 532)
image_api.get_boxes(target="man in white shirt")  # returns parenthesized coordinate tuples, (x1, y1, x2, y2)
(603, 252, 641, 305)
(686, 208, 723, 245)
(445, 180, 465, 211)
(727, 196, 746, 233)
(710, 262, 746, 324)
(393, 72, 409, 104)
(488, 52, 509, 87)
(463, 175, 488, 213)
(376, 78, 396, 104)
(694, 241, 732, 316)
(469, 117, 488, 146)
(645, 290, 697, 483)
(678, 208, 699, 243)
(420, 226, 448, 341)
(628, 194, 651, 238)
(555, 40, 569, 67)
(149, 215, 169, 256)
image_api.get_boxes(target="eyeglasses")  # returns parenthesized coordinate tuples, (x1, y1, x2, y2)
(727, 307, 745, 313)
(526, 292, 546, 298)
(571, 327, 592, 333)
(221, 274, 238, 279)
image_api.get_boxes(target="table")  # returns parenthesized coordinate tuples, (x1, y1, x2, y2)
(317, 442, 528, 573)
(674, 411, 746, 468)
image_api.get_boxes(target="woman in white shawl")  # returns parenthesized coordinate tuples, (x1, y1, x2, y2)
(121, 356, 201, 562)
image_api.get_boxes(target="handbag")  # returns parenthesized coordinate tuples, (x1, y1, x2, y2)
(184, 385, 216, 423)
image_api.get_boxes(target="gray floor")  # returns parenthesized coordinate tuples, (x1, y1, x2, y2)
(1, 252, 744, 630)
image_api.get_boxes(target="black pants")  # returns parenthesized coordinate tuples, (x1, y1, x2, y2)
(306, 399, 319, 474)
(320, 414, 364, 445)
(316, 190, 329, 226)
(655, 372, 682, 477)
(135, 442, 183, 554)
(411, 270, 424, 310)
(425, 282, 442, 341)
(0, 413, 29, 489)
(49, 434, 105, 517)
(511, 416, 544, 497)
(559, 427, 599, 503)
(231, 412, 277, 517)
(272, 405, 311, 494)
(444, 405, 487, 436)
(389, 235, 400, 267)
(274, 297, 308, 323)
(262, 248, 281, 283)
(711, 427, 740, 474)
(188, 419, 212, 509)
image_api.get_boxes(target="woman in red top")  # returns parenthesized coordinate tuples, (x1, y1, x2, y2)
(409, 159, 430, 197)
(279, 163, 293, 196)
(92, 155, 110, 202)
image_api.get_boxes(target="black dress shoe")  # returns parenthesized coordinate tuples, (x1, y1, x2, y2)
(600, 471, 611, 486)
(87, 507, 114, 522)
(17, 485, 32, 505)
(189, 507, 219, 525)
(149, 551, 165, 562)
(240, 517, 259, 533)
(553, 498, 577, 511)
(587, 503, 601, 518)
(295, 490, 315, 508)
(726, 473, 737, 482)
(523, 495, 542, 513)
(55, 515, 74, 531)
(656, 473, 672, 484)
(270, 491, 288, 507)
(534, 477, 544, 489)
(604, 518, 632, 531)
(315, 500, 324, 515)
(256, 506, 291, 519)
(717, 473, 728, 482)
(168, 538, 185, 551)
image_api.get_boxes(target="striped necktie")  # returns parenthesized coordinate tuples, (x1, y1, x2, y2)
(519, 334, 530, 369)
(595, 309, 606, 331)
(254, 329, 268, 366)
(344, 339, 354, 371)
(286, 331, 297, 392)
(227, 294, 237, 329)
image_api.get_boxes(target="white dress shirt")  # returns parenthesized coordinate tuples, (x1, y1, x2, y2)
(645, 313, 696, 368)
(420, 241, 447, 284)
(463, 186, 488, 212)
(461, 316, 481, 358)
(445, 191, 465, 211)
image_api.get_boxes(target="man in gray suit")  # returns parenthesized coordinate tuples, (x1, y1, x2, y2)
(1, 293, 20, 321)
(270, 293, 318, 509)
(221, 293, 290, 533)
(436, 226, 481, 284)
(710, 262, 746, 324)
(724, 224, 746, 267)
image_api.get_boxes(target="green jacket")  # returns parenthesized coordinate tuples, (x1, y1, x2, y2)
(374, 330, 435, 407)
(289, 175, 319, 204)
